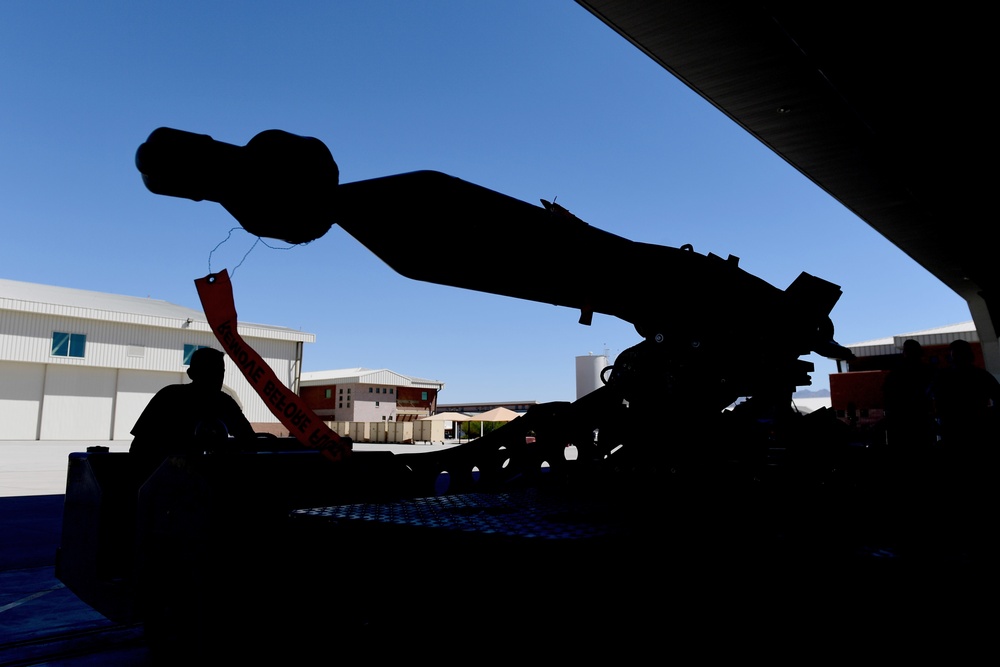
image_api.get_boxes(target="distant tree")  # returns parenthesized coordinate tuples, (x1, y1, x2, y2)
(464, 421, 503, 439)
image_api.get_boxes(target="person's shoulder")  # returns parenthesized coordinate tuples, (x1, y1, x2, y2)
(146, 383, 197, 409)
(976, 367, 1000, 385)
(154, 383, 193, 398)
(216, 390, 244, 409)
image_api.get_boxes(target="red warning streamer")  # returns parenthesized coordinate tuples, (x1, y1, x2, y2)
(195, 269, 350, 463)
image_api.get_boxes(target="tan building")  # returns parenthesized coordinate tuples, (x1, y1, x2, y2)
(299, 368, 444, 424)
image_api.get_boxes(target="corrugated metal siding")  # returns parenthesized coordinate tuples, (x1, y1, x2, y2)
(894, 330, 978, 349)
(39, 366, 117, 439)
(300, 368, 444, 391)
(848, 343, 897, 358)
(845, 322, 978, 355)
(1, 278, 314, 344)
(0, 310, 300, 379)
(0, 302, 312, 342)
(221, 336, 301, 423)
(362, 370, 408, 386)
(299, 368, 363, 383)
(846, 325, 978, 360)
(1, 280, 314, 438)
(0, 361, 45, 439)
(112, 369, 186, 440)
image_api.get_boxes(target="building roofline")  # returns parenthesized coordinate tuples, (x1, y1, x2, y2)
(845, 321, 977, 356)
(1, 277, 314, 343)
(300, 367, 444, 390)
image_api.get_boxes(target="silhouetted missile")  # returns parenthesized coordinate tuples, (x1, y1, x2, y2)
(134, 128, 852, 366)
(135, 127, 338, 245)
(331, 170, 851, 360)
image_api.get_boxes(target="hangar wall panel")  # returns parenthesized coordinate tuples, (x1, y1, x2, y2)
(113, 370, 186, 441)
(3, 310, 195, 370)
(39, 366, 117, 440)
(0, 361, 44, 439)
(2, 311, 304, 432)
(2, 310, 300, 378)
(3, 288, 311, 438)
(222, 337, 302, 423)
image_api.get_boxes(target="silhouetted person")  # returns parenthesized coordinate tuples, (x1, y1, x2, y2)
(883, 339, 936, 455)
(927, 338, 1000, 561)
(930, 339, 1000, 457)
(128, 347, 256, 658)
(130, 347, 255, 479)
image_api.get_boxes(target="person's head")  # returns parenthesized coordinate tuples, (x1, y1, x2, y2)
(902, 338, 923, 361)
(187, 347, 226, 391)
(948, 339, 974, 367)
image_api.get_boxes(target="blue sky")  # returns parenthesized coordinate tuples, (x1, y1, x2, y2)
(0, 2, 971, 404)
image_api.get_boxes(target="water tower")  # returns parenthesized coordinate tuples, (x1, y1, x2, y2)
(575, 352, 610, 400)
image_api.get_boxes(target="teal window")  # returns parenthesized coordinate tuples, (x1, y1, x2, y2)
(326, 389, 332, 399)
(182, 344, 210, 365)
(421, 391, 428, 401)
(52, 332, 86, 358)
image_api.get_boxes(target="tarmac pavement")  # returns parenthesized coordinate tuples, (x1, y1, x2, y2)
(0, 442, 148, 665)
(0, 441, 133, 499)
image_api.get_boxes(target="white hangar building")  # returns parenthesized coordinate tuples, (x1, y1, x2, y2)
(0, 278, 314, 441)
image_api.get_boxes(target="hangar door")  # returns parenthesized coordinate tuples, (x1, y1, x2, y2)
(112, 370, 185, 441)
(39, 365, 117, 440)
(0, 361, 45, 439)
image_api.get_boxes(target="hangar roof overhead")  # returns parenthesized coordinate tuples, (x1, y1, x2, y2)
(576, 1, 993, 316)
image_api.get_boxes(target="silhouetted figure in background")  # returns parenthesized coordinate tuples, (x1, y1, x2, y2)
(129, 347, 256, 656)
(883, 339, 937, 455)
(927, 338, 1000, 562)
(130, 347, 255, 479)
(930, 339, 1000, 457)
